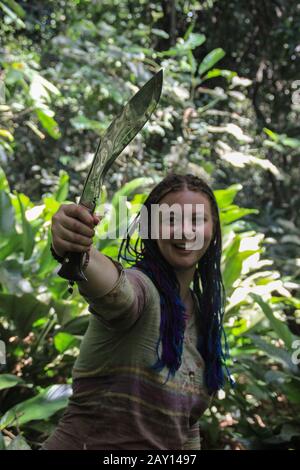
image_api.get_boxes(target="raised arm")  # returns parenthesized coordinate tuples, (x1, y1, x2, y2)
(51, 203, 119, 297)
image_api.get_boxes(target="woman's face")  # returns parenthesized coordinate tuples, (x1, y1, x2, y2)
(154, 189, 215, 271)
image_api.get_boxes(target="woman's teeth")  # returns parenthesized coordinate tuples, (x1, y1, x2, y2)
(174, 243, 192, 250)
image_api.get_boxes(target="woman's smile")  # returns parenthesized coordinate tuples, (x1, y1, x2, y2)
(156, 188, 214, 271)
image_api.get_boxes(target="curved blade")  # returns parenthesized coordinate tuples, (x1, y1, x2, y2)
(79, 69, 163, 212)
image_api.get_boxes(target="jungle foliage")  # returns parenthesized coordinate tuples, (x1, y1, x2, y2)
(0, 0, 299, 449)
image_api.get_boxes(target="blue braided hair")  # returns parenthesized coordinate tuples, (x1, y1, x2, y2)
(118, 173, 235, 395)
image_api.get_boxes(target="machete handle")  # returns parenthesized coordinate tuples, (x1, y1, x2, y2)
(57, 251, 88, 282)
(57, 203, 94, 282)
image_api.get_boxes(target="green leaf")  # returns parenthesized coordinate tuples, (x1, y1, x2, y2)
(15, 191, 34, 260)
(263, 127, 279, 142)
(0, 293, 50, 337)
(0, 384, 71, 428)
(251, 294, 294, 349)
(0, 129, 14, 142)
(70, 115, 105, 132)
(249, 334, 298, 373)
(99, 177, 153, 243)
(282, 380, 300, 404)
(214, 184, 242, 209)
(0, 233, 22, 261)
(37, 232, 57, 277)
(61, 314, 89, 335)
(111, 177, 153, 210)
(198, 48, 225, 76)
(0, 1, 25, 27)
(0, 431, 5, 449)
(4, 0, 25, 18)
(0, 167, 10, 192)
(54, 332, 78, 353)
(220, 206, 258, 225)
(0, 191, 15, 236)
(263, 128, 300, 149)
(184, 33, 206, 50)
(202, 68, 236, 81)
(54, 170, 69, 203)
(0, 374, 25, 391)
(281, 136, 300, 149)
(6, 435, 31, 450)
(158, 33, 205, 57)
(222, 235, 260, 293)
(151, 28, 169, 39)
(36, 109, 61, 140)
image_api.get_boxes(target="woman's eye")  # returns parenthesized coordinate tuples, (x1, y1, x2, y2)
(191, 216, 207, 225)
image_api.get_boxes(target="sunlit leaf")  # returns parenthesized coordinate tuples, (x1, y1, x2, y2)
(6, 435, 31, 450)
(251, 294, 295, 349)
(198, 48, 225, 76)
(0, 384, 71, 428)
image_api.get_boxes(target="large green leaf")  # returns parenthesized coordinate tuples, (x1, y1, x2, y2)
(0, 384, 71, 428)
(220, 206, 258, 225)
(0, 233, 23, 261)
(249, 334, 298, 374)
(54, 332, 79, 353)
(222, 236, 259, 292)
(214, 184, 242, 209)
(0, 293, 50, 337)
(6, 435, 31, 450)
(251, 294, 295, 349)
(37, 231, 57, 278)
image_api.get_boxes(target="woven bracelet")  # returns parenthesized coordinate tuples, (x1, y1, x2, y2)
(50, 244, 90, 294)
(50, 244, 65, 263)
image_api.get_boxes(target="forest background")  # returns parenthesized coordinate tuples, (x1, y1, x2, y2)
(0, 0, 299, 450)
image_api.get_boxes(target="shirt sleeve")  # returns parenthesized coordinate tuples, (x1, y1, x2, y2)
(182, 422, 201, 450)
(78, 256, 149, 331)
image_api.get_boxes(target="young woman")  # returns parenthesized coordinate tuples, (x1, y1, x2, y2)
(42, 173, 233, 450)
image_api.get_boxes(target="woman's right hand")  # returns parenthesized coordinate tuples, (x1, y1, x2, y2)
(51, 203, 101, 258)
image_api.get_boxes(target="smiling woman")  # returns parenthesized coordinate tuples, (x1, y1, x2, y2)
(154, 188, 214, 274)
(44, 173, 234, 450)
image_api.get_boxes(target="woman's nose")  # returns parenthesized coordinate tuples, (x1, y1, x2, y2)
(173, 220, 195, 241)
(183, 220, 196, 240)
